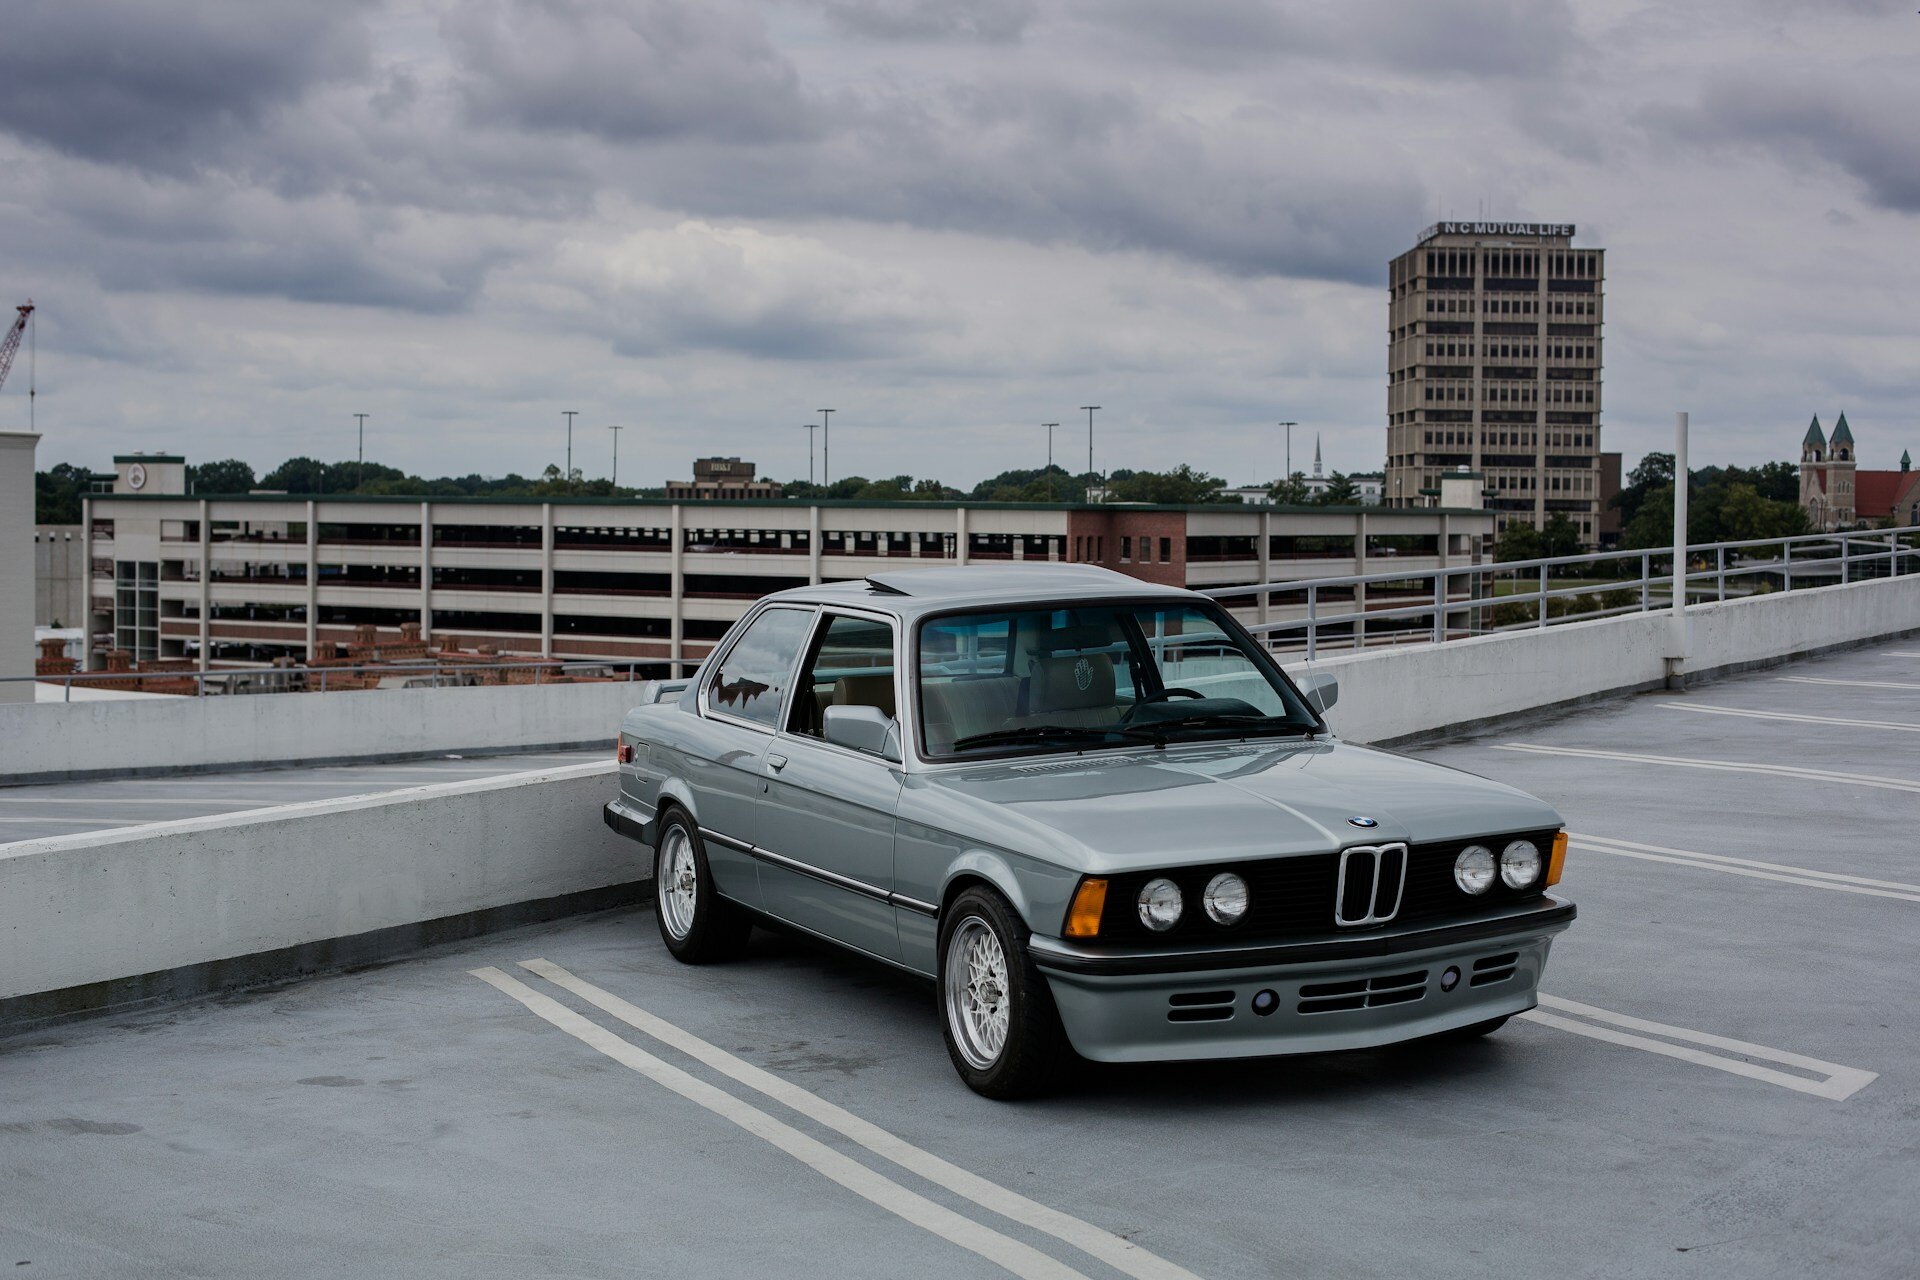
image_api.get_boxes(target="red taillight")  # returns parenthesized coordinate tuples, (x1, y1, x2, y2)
(616, 741, 635, 764)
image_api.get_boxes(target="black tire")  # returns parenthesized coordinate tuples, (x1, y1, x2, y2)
(1438, 1014, 1510, 1042)
(653, 809, 751, 964)
(937, 886, 1075, 1099)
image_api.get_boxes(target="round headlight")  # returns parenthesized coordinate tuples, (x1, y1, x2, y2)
(1203, 872, 1249, 926)
(1454, 845, 1495, 895)
(1501, 839, 1542, 889)
(1137, 878, 1183, 932)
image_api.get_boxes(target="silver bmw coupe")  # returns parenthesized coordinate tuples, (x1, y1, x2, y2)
(605, 565, 1575, 1097)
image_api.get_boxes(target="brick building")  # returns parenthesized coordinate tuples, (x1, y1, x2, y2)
(1800, 413, 1920, 530)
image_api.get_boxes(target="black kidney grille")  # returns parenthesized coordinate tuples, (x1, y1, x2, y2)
(1093, 828, 1556, 945)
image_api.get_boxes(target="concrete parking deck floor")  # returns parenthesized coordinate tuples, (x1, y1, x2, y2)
(0, 750, 607, 844)
(3, 641, 1916, 1277)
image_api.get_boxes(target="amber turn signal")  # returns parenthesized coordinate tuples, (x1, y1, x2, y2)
(1064, 877, 1108, 938)
(1546, 830, 1568, 886)
(616, 740, 635, 764)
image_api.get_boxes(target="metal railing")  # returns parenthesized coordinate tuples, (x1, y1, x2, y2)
(1204, 525, 1920, 660)
(11, 659, 657, 701)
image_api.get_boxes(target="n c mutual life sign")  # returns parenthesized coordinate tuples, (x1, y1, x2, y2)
(1418, 221, 1575, 242)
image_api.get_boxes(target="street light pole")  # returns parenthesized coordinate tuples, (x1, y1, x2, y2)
(1277, 421, 1297, 486)
(563, 411, 578, 494)
(818, 409, 834, 487)
(1081, 406, 1100, 502)
(1043, 423, 1058, 500)
(354, 413, 368, 466)
(608, 424, 624, 489)
(803, 424, 818, 486)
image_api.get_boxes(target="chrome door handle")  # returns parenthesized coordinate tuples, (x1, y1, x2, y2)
(767, 753, 788, 771)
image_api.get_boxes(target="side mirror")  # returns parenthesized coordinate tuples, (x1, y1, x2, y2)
(824, 704, 902, 761)
(1296, 672, 1339, 713)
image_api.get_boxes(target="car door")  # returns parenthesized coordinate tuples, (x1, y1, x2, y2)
(747, 608, 905, 963)
(690, 603, 818, 911)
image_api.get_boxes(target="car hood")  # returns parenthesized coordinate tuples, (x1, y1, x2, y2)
(901, 738, 1560, 873)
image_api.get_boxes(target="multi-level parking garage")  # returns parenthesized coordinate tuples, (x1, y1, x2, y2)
(82, 453, 1490, 676)
(2, 637, 1914, 1278)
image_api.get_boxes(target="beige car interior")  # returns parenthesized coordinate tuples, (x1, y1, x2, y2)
(922, 618, 1132, 753)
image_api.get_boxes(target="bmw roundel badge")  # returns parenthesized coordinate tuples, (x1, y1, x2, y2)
(1348, 816, 1379, 828)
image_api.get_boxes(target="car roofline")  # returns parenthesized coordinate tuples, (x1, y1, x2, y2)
(761, 566, 1200, 618)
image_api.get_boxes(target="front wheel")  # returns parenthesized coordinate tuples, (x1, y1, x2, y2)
(653, 810, 751, 963)
(1437, 1014, 1510, 1042)
(938, 887, 1074, 1099)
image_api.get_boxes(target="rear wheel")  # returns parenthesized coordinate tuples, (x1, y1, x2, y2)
(654, 810, 751, 963)
(938, 887, 1073, 1099)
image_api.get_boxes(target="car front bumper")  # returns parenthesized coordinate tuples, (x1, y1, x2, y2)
(1029, 896, 1574, 1063)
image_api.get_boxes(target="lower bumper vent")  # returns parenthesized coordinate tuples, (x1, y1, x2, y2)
(1167, 990, 1235, 1023)
(1297, 970, 1429, 1014)
(1471, 952, 1520, 987)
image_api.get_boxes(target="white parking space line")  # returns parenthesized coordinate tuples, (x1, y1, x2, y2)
(0, 816, 129, 826)
(1523, 995, 1877, 1101)
(0, 796, 296, 807)
(472, 967, 1093, 1280)
(1570, 834, 1920, 904)
(31, 777, 509, 789)
(1493, 743, 1920, 795)
(520, 959, 1202, 1280)
(1778, 676, 1920, 691)
(1658, 703, 1920, 734)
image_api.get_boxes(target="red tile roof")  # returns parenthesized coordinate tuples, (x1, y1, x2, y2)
(1854, 471, 1908, 518)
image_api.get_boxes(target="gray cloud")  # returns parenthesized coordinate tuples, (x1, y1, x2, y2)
(1648, 72, 1920, 215)
(0, 0, 373, 170)
(818, 0, 1038, 43)
(7, 159, 519, 313)
(540, 220, 954, 359)
(1088, 0, 1582, 78)
(444, 0, 813, 144)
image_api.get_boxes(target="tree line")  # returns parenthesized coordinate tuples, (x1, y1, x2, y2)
(35, 455, 1379, 521)
(33, 450, 1821, 538)
(1492, 453, 1810, 564)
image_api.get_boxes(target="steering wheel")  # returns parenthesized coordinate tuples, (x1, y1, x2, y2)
(1122, 687, 1204, 722)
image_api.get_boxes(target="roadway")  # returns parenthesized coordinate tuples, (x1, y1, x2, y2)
(0, 750, 607, 844)
(2, 640, 1916, 1277)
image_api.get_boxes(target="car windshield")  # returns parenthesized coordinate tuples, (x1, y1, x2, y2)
(917, 601, 1321, 758)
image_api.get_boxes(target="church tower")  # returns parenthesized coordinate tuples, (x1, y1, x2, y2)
(1800, 415, 1829, 528)
(1829, 412, 1857, 525)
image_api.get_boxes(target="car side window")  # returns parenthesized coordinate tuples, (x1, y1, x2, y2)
(707, 607, 814, 729)
(789, 612, 897, 741)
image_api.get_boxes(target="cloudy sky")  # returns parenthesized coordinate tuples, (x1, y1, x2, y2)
(3, 0, 1915, 489)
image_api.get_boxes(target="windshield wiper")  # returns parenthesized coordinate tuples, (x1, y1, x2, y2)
(1128, 713, 1318, 741)
(949, 723, 1160, 752)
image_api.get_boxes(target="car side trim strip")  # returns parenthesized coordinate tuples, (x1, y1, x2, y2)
(695, 825, 936, 915)
(697, 826, 755, 855)
(1029, 898, 1577, 976)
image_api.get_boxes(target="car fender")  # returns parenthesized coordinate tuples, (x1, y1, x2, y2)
(941, 848, 1042, 932)
(654, 775, 699, 832)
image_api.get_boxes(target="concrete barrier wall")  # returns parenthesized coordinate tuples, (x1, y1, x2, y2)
(1, 679, 636, 784)
(1301, 572, 1920, 744)
(0, 761, 640, 1023)
(7, 573, 1916, 784)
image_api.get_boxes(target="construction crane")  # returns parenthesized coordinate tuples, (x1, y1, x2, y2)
(0, 301, 32, 429)
(0, 300, 32, 393)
